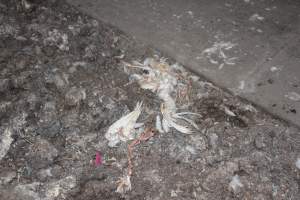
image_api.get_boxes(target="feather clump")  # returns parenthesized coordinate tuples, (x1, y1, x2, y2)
(157, 102, 200, 134)
(116, 175, 131, 194)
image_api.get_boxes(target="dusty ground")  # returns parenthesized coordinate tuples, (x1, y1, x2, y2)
(0, 0, 299, 200)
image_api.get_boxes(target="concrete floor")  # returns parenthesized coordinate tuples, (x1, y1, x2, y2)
(67, 0, 300, 126)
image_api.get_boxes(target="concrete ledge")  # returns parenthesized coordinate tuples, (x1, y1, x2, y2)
(67, 0, 300, 126)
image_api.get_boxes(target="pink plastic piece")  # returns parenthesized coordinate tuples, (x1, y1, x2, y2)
(95, 151, 102, 167)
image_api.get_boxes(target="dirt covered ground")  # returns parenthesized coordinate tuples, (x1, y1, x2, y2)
(0, 0, 299, 199)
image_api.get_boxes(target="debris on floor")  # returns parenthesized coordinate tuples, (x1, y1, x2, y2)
(296, 158, 300, 170)
(229, 175, 244, 194)
(0, 1, 299, 199)
(285, 91, 300, 102)
(249, 13, 265, 22)
(0, 128, 13, 161)
(94, 151, 102, 167)
(201, 41, 238, 68)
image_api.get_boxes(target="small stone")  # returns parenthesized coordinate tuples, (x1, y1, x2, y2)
(254, 134, 265, 149)
(185, 145, 196, 155)
(254, 193, 267, 200)
(0, 79, 10, 92)
(12, 71, 31, 89)
(17, 35, 28, 41)
(22, 0, 33, 10)
(0, 101, 12, 114)
(14, 182, 41, 200)
(45, 176, 76, 199)
(209, 133, 218, 149)
(296, 158, 300, 169)
(35, 46, 42, 55)
(229, 175, 243, 194)
(238, 157, 254, 174)
(27, 138, 58, 169)
(68, 66, 77, 73)
(54, 74, 66, 88)
(38, 120, 61, 138)
(190, 134, 207, 151)
(170, 190, 178, 197)
(15, 59, 26, 70)
(41, 101, 57, 123)
(0, 171, 16, 185)
(65, 87, 86, 106)
(43, 101, 56, 112)
(285, 92, 300, 101)
(0, 128, 14, 161)
(27, 93, 38, 110)
(203, 161, 239, 190)
(37, 168, 53, 181)
(43, 46, 56, 57)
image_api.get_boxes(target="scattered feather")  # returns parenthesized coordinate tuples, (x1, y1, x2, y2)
(229, 175, 243, 192)
(270, 66, 280, 72)
(158, 93, 176, 113)
(223, 106, 236, 117)
(155, 115, 164, 133)
(116, 175, 131, 194)
(170, 62, 186, 73)
(242, 104, 257, 112)
(249, 13, 264, 22)
(174, 111, 202, 117)
(218, 63, 225, 70)
(173, 113, 199, 130)
(168, 119, 192, 134)
(105, 102, 143, 147)
(0, 128, 13, 161)
(134, 122, 144, 129)
(285, 92, 300, 102)
(189, 75, 200, 82)
(160, 103, 199, 134)
(202, 41, 237, 66)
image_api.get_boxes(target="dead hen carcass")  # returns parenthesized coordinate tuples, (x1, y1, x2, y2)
(124, 57, 200, 134)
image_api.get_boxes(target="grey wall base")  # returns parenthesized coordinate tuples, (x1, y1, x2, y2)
(67, 0, 300, 126)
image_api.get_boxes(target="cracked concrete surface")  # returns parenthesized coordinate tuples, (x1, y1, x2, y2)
(67, 0, 300, 126)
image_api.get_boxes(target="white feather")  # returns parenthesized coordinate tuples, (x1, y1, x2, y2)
(169, 120, 192, 134)
(223, 106, 236, 117)
(162, 117, 170, 133)
(160, 103, 195, 134)
(105, 102, 143, 147)
(173, 114, 199, 130)
(0, 128, 13, 161)
(174, 112, 202, 117)
(155, 115, 164, 133)
(158, 93, 176, 113)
